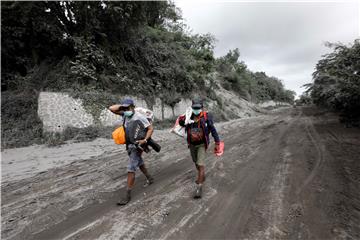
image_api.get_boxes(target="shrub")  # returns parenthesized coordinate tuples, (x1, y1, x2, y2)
(1, 90, 43, 149)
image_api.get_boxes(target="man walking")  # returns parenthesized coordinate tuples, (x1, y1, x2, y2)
(109, 98, 154, 205)
(179, 98, 221, 198)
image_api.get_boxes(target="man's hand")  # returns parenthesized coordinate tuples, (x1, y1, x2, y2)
(137, 139, 147, 145)
(214, 141, 224, 157)
(214, 142, 221, 152)
(178, 115, 186, 127)
(109, 104, 123, 115)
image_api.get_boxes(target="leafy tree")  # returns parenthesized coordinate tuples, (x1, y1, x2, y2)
(1, 0, 298, 148)
(310, 40, 360, 123)
(215, 48, 295, 103)
(296, 92, 312, 105)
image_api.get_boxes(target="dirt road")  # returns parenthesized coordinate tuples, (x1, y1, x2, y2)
(2, 107, 359, 239)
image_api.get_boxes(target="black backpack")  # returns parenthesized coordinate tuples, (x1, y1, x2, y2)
(125, 119, 147, 144)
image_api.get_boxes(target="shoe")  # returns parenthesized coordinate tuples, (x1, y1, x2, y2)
(144, 176, 154, 187)
(194, 185, 202, 199)
(117, 190, 131, 205)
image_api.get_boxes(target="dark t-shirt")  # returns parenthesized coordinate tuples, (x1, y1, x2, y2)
(188, 120, 205, 145)
(123, 112, 150, 145)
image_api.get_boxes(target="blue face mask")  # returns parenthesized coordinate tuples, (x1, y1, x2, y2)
(192, 109, 202, 115)
(124, 111, 134, 117)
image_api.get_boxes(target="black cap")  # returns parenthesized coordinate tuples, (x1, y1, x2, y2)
(191, 98, 203, 109)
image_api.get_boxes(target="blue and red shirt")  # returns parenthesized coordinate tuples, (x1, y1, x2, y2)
(179, 112, 220, 150)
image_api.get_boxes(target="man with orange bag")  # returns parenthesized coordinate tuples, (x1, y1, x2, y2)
(109, 98, 154, 205)
(178, 98, 224, 199)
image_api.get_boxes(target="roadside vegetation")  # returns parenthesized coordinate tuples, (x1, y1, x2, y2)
(303, 40, 360, 126)
(1, 1, 295, 148)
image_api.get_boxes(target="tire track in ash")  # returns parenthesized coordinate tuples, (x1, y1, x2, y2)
(296, 116, 325, 196)
(30, 156, 192, 240)
(149, 122, 278, 239)
(20, 110, 293, 240)
(69, 113, 293, 240)
(2, 130, 188, 239)
(251, 147, 293, 240)
(87, 117, 282, 240)
(168, 110, 301, 240)
(240, 109, 307, 240)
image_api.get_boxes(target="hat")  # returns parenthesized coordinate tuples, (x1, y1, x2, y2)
(191, 98, 203, 109)
(119, 98, 135, 107)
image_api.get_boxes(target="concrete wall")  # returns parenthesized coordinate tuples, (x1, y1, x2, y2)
(38, 92, 94, 132)
(38, 92, 192, 133)
(37, 92, 289, 133)
(258, 100, 291, 108)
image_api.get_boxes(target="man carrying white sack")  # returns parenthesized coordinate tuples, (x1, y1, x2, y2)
(178, 98, 224, 199)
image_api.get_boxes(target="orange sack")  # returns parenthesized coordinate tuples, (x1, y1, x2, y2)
(112, 126, 126, 145)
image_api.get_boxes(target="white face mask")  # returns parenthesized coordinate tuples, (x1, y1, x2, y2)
(124, 111, 134, 117)
(192, 109, 202, 115)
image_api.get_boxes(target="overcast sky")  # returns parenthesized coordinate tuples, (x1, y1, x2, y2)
(175, 0, 359, 97)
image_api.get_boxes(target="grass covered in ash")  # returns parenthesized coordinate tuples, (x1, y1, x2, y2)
(2, 90, 178, 149)
(1, 90, 43, 149)
(1, 90, 117, 149)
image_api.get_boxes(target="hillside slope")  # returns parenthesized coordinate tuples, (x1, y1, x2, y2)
(1, 1, 295, 149)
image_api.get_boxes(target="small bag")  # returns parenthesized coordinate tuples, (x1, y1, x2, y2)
(190, 128, 204, 144)
(188, 112, 207, 144)
(112, 126, 126, 144)
(189, 126, 205, 144)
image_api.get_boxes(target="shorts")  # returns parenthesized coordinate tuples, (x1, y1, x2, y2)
(189, 144, 206, 166)
(127, 147, 144, 172)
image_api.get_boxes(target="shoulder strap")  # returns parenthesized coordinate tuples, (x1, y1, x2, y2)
(122, 116, 127, 131)
(122, 116, 128, 148)
(203, 111, 208, 122)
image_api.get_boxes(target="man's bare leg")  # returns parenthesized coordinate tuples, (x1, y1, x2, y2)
(194, 165, 205, 199)
(198, 165, 205, 183)
(139, 164, 154, 185)
(195, 164, 206, 184)
(118, 172, 135, 205)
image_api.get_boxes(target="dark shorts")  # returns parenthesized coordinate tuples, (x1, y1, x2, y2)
(127, 147, 144, 172)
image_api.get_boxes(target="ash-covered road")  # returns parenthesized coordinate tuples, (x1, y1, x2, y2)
(2, 107, 359, 239)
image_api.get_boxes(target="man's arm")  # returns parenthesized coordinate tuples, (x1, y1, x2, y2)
(109, 104, 122, 115)
(145, 125, 154, 140)
(138, 125, 154, 145)
(207, 114, 221, 143)
(178, 115, 186, 127)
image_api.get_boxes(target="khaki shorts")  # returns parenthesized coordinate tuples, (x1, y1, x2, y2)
(189, 144, 206, 166)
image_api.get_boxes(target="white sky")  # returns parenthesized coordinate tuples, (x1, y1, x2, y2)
(175, 0, 360, 96)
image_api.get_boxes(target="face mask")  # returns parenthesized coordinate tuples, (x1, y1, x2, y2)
(192, 109, 202, 115)
(124, 111, 134, 117)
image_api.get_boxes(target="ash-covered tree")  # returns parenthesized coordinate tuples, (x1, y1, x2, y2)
(1, 0, 218, 99)
(310, 40, 360, 124)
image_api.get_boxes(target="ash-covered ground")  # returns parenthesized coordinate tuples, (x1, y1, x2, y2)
(2, 107, 359, 240)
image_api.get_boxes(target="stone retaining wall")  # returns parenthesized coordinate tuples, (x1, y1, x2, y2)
(38, 92, 94, 132)
(258, 100, 291, 108)
(38, 92, 192, 132)
(37, 92, 289, 133)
